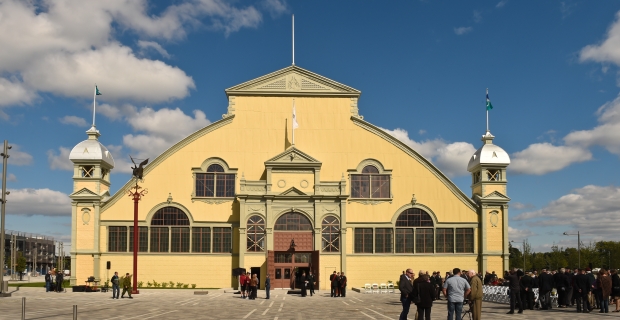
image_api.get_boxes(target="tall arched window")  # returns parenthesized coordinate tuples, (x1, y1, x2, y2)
(351, 165, 390, 198)
(195, 164, 235, 197)
(274, 212, 312, 231)
(395, 208, 434, 253)
(321, 216, 340, 252)
(247, 215, 265, 252)
(150, 207, 190, 253)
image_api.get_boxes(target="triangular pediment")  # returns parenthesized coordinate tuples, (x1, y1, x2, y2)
(265, 146, 322, 167)
(226, 65, 360, 97)
(70, 188, 110, 200)
(279, 187, 307, 196)
(479, 190, 511, 202)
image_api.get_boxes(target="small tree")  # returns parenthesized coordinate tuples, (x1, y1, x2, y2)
(16, 252, 26, 274)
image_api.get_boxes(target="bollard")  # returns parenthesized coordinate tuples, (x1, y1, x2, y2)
(21, 297, 25, 320)
(73, 305, 77, 320)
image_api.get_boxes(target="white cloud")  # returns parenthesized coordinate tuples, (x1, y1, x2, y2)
(0, 173, 17, 182)
(59, 115, 88, 127)
(560, 1, 577, 19)
(137, 40, 171, 59)
(0, 0, 268, 109)
(454, 27, 473, 35)
(496, 0, 508, 8)
(380, 127, 476, 177)
(564, 94, 620, 156)
(508, 226, 536, 242)
(580, 11, 620, 66)
(473, 10, 482, 23)
(262, 0, 288, 17)
(6, 188, 71, 216)
(510, 143, 591, 175)
(47, 147, 73, 171)
(512, 185, 620, 239)
(7, 144, 33, 166)
(512, 202, 535, 210)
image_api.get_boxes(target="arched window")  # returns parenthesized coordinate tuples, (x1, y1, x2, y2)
(321, 216, 340, 252)
(195, 163, 235, 197)
(395, 208, 434, 253)
(351, 165, 390, 198)
(246, 215, 265, 252)
(150, 207, 190, 253)
(274, 212, 312, 231)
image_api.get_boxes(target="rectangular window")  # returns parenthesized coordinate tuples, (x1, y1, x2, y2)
(195, 173, 215, 197)
(213, 227, 232, 253)
(275, 253, 292, 263)
(354, 228, 373, 253)
(150, 227, 169, 252)
(351, 175, 370, 198)
(370, 175, 390, 198)
(108, 226, 127, 252)
(395, 228, 414, 253)
(415, 228, 434, 253)
(436, 228, 454, 253)
(456, 228, 474, 253)
(171, 227, 190, 252)
(192, 227, 211, 253)
(294, 253, 311, 263)
(129, 227, 148, 252)
(375, 228, 393, 253)
(216, 174, 235, 197)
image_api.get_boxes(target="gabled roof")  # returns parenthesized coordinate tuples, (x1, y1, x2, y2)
(225, 65, 361, 97)
(265, 146, 322, 169)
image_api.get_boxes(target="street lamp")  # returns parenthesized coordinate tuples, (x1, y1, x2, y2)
(511, 240, 526, 271)
(562, 231, 580, 269)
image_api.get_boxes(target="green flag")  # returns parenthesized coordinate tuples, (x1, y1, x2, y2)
(96, 85, 102, 96)
(486, 92, 493, 111)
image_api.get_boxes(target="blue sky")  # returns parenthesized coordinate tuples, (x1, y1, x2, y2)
(1, 0, 620, 252)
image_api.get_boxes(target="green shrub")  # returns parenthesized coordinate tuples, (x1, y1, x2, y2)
(191, 284, 196, 289)
(168, 281, 174, 288)
(162, 282, 168, 288)
(176, 282, 183, 288)
(183, 284, 189, 289)
(152, 280, 159, 288)
(147, 281, 152, 288)
(138, 281, 144, 288)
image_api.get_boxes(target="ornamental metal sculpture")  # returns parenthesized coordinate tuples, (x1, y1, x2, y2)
(127, 156, 148, 294)
(130, 156, 148, 180)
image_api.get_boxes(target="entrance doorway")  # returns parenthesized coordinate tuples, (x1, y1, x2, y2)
(273, 252, 311, 289)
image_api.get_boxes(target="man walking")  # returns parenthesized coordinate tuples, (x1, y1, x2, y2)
(468, 270, 482, 320)
(121, 273, 133, 299)
(307, 270, 315, 296)
(538, 269, 554, 310)
(265, 274, 271, 299)
(443, 268, 471, 320)
(111, 271, 120, 299)
(505, 268, 523, 314)
(45, 271, 52, 292)
(399, 268, 415, 320)
(55, 271, 64, 293)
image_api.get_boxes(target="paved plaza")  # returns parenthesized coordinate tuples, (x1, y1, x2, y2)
(0, 287, 619, 319)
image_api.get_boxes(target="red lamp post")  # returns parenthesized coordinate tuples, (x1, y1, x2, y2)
(128, 181, 147, 294)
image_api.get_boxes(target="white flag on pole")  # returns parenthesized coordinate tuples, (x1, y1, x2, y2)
(292, 100, 299, 129)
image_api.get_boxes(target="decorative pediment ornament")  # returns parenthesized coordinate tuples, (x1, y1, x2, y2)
(279, 187, 307, 196)
(411, 194, 417, 205)
(70, 188, 101, 199)
(265, 146, 321, 166)
(225, 65, 360, 97)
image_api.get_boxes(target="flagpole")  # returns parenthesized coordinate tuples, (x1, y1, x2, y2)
(93, 85, 97, 127)
(292, 14, 295, 66)
(486, 88, 489, 132)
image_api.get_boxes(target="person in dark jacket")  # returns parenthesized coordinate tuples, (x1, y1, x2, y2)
(307, 271, 315, 296)
(413, 274, 436, 320)
(265, 274, 271, 299)
(505, 268, 523, 314)
(566, 269, 575, 307)
(520, 272, 534, 310)
(553, 268, 568, 307)
(111, 271, 120, 299)
(55, 272, 64, 293)
(599, 269, 612, 313)
(299, 272, 307, 297)
(44, 271, 52, 292)
(574, 269, 591, 313)
(538, 269, 554, 310)
(399, 268, 415, 320)
(611, 269, 620, 312)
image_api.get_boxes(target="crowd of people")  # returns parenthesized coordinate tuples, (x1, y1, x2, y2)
(44, 269, 64, 293)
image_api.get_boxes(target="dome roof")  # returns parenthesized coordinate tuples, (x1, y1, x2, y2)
(467, 131, 510, 172)
(69, 127, 115, 168)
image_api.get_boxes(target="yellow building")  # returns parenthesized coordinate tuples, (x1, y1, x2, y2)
(68, 65, 510, 289)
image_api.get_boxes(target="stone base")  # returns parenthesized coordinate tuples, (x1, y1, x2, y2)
(0, 292, 11, 297)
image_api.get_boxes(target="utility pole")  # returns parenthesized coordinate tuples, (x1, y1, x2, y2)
(0, 140, 11, 296)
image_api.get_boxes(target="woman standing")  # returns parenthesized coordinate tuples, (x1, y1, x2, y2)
(249, 274, 258, 300)
(413, 274, 436, 320)
(300, 271, 308, 297)
(611, 269, 620, 312)
(600, 269, 612, 313)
